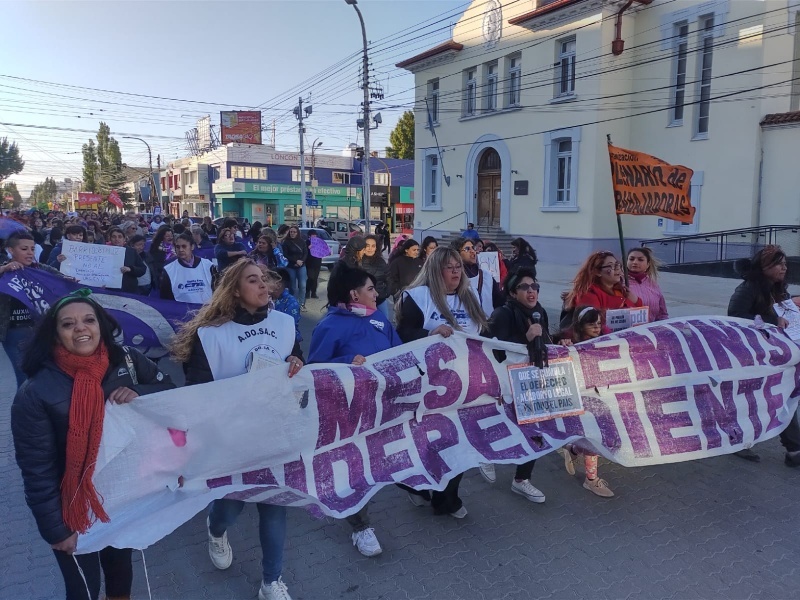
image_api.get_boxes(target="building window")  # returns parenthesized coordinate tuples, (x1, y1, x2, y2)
(333, 171, 351, 185)
(556, 140, 572, 204)
(542, 127, 581, 211)
(422, 150, 440, 210)
(187, 171, 197, 186)
(464, 68, 477, 117)
(556, 38, 576, 97)
(211, 166, 220, 182)
(374, 172, 390, 186)
(231, 165, 267, 179)
(666, 171, 703, 234)
(695, 15, 715, 137)
(670, 22, 689, 124)
(485, 62, 498, 112)
(292, 168, 311, 183)
(507, 55, 521, 107)
(427, 79, 439, 124)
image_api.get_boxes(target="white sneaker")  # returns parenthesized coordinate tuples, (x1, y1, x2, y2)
(207, 517, 233, 570)
(352, 527, 383, 557)
(478, 462, 496, 483)
(449, 506, 468, 519)
(259, 577, 292, 600)
(511, 479, 546, 504)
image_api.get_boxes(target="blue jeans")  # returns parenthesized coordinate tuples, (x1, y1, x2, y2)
(208, 499, 286, 583)
(287, 265, 307, 304)
(2, 326, 33, 389)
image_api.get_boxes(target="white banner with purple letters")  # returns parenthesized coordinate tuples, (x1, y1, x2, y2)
(78, 316, 800, 553)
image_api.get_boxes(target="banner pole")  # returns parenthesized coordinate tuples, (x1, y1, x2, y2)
(607, 134, 629, 287)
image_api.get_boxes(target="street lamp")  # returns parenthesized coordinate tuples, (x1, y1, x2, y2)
(122, 136, 157, 212)
(344, 0, 374, 234)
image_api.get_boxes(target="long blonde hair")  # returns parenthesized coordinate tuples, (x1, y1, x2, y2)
(170, 259, 279, 362)
(401, 246, 488, 333)
(627, 246, 662, 280)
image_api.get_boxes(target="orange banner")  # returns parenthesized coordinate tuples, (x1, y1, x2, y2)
(608, 144, 695, 224)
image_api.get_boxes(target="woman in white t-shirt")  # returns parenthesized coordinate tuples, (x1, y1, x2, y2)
(395, 246, 487, 519)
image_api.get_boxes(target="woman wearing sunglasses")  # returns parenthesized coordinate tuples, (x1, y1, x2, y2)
(565, 251, 641, 332)
(482, 267, 572, 499)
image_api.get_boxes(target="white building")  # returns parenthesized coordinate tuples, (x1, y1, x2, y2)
(398, 0, 800, 263)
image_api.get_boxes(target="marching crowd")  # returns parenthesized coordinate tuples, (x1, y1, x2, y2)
(2, 209, 800, 600)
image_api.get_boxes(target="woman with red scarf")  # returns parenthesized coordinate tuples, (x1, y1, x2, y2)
(564, 251, 642, 333)
(11, 290, 175, 600)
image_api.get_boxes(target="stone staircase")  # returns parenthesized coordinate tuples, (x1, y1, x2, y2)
(435, 226, 516, 257)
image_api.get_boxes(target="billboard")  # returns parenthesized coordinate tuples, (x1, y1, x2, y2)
(220, 111, 262, 145)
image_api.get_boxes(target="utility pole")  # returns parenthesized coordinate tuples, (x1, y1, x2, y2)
(156, 155, 162, 212)
(294, 97, 312, 227)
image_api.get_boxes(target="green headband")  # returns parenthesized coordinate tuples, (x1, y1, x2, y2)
(52, 288, 96, 313)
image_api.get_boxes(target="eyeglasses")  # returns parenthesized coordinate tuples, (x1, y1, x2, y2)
(460, 245, 475, 252)
(443, 264, 463, 272)
(600, 263, 622, 272)
(516, 283, 540, 292)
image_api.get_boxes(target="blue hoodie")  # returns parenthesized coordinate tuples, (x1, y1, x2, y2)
(308, 306, 402, 364)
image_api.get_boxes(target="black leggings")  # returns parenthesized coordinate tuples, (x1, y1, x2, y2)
(306, 257, 322, 298)
(53, 546, 133, 600)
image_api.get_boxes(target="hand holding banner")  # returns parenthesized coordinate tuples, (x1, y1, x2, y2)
(608, 144, 695, 224)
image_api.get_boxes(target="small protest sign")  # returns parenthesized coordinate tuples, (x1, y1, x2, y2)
(507, 358, 583, 424)
(60, 240, 126, 288)
(606, 306, 649, 332)
(774, 299, 800, 341)
(608, 144, 695, 224)
(477, 251, 501, 283)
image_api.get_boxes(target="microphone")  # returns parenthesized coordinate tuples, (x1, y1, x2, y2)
(528, 312, 547, 368)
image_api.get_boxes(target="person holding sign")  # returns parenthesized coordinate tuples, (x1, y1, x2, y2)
(11, 291, 175, 600)
(0, 231, 67, 388)
(48, 224, 88, 269)
(308, 264, 402, 558)
(396, 246, 488, 518)
(565, 251, 641, 333)
(171, 260, 303, 600)
(626, 247, 668, 322)
(727, 246, 800, 466)
(159, 232, 215, 304)
(484, 267, 571, 502)
(107, 227, 147, 293)
(450, 237, 502, 317)
(558, 306, 615, 498)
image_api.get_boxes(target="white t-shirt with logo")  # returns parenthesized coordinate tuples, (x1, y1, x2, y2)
(404, 286, 482, 335)
(164, 257, 214, 304)
(197, 310, 295, 381)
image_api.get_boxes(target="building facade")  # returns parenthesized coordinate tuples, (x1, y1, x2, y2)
(398, 0, 800, 263)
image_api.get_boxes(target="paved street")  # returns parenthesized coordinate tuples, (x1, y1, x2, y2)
(2, 265, 800, 600)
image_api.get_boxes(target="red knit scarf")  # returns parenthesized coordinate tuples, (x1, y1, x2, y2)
(54, 342, 111, 534)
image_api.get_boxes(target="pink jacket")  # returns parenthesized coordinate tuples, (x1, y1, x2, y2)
(628, 275, 668, 322)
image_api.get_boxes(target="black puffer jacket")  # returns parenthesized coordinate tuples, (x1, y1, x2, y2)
(11, 347, 175, 545)
(361, 254, 389, 303)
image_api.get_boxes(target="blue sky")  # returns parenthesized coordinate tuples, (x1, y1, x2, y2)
(1, 0, 467, 194)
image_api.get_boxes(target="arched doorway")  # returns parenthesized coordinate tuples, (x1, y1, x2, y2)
(477, 148, 501, 226)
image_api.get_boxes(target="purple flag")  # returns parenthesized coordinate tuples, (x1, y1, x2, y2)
(0, 268, 200, 356)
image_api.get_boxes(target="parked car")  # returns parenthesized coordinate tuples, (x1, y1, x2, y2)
(299, 228, 340, 270)
(317, 218, 363, 243)
(355, 219, 384, 233)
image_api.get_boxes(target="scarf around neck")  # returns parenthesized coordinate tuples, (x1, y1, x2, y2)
(337, 302, 377, 317)
(54, 342, 111, 534)
(629, 271, 647, 284)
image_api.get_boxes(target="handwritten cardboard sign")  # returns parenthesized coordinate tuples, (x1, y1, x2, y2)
(507, 358, 583, 424)
(60, 240, 126, 288)
(477, 251, 501, 283)
(774, 299, 800, 341)
(606, 306, 649, 332)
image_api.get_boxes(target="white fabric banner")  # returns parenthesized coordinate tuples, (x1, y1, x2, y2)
(78, 316, 800, 554)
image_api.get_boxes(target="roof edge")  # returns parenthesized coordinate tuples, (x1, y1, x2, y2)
(508, 0, 588, 26)
(396, 40, 464, 70)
